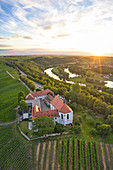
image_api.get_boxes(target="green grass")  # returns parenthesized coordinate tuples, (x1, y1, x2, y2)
(0, 64, 29, 122)
(0, 124, 32, 170)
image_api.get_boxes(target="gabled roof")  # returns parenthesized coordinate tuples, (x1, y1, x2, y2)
(59, 103, 72, 113)
(32, 105, 59, 120)
(26, 89, 53, 100)
(26, 93, 34, 100)
(51, 95, 63, 111)
(51, 95, 72, 114)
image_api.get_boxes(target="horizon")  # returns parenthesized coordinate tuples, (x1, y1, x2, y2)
(0, 0, 113, 56)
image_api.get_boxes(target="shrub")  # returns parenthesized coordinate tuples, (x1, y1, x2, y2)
(90, 128, 97, 136)
(97, 124, 112, 137)
(73, 125, 82, 134)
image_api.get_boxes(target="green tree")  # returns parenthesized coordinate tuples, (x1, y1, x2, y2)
(106, 114, 113, 129)
(70, 83, 81, 102)
(106, 105, 113, 115)
(96, 124, 112, 137)
(20, 100, 28, 111)
(54, 123, 65, 133)
(93, 99, 107, 114)
(18, 91, 25, 103)
(33, 116, 55, 136)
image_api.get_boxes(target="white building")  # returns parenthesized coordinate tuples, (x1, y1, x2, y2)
(31, 93, 73, 126)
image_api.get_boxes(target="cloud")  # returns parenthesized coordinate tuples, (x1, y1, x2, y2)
(43, 25, 52, 30)
(52, 34, 70, 38)
(13, 35, 20, 39)
(0, 44, 13, 47)
(23, 36, 33, 39)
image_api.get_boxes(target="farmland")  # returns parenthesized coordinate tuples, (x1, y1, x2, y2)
(33, 138, 113, 170)
(0, 123, 32, 170)
(0, 64, 28, 122)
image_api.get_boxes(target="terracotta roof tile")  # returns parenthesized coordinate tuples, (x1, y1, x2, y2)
(26, 89, 53, 100)
(51, 95, 63, 111)
(59, 103, 72, 113)
(32, 105, 59, 120)
(26, 93, 34, 100)
(51, 95, 72, 114)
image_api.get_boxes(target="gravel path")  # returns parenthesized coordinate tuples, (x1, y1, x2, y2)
(6, 71, 15, 79)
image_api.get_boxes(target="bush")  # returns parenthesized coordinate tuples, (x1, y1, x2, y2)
(36, 88, 42, 91)
(95, 121, 102, 128)
(54, 123, 65, 133)
(73, 125, 82, 134)
(90, 128, 97, 136)
(96, 124, 112, 137)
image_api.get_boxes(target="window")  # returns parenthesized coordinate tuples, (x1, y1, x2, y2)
(55, 117, 57, 120)
(61, 114, 63, 119)
(67, 114, 69, 119)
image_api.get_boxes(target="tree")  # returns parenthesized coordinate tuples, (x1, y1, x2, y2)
(33, 116, 55, 136)
(70, 83, 81, 102)
(54, 123, 65, 133)
(18, 91, 25, 103)
(20, 100, 28, 111)
(93, 99, 107, 114)
(96, 124, 112, 137)
(106, 105, 113, 115)
(106, 114, 113, 129)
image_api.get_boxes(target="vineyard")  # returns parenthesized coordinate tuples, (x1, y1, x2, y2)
(0, 124, 32, 170)
(33, 138, 113, 170)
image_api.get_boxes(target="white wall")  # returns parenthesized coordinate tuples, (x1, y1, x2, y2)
(50, 104, 56, 110)
(35, 95, 47, 100)
(59, 111, 73, 126)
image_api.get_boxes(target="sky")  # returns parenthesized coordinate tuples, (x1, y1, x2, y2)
(0, 0, 113, 56)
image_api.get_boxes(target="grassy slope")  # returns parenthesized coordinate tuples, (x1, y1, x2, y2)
(0, 64, 28, 122)
(0, 123, 32, 170)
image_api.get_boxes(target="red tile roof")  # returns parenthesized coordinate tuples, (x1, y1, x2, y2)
(32, 105, 59, 120)
(26, 93, 34, 100)
(26, 89, 53, 100)
(51, 95, 63, 110)
(59, 103, 72, 113)
(51, 95, 72, 113)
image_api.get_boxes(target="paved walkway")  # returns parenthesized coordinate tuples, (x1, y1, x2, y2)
(6, 71, 15, 79)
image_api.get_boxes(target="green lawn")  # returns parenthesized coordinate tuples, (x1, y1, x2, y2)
(0, 64, 29, 122)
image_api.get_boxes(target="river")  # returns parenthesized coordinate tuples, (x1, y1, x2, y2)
(44, 67, 86, 86)
(105, 81, 113, 88)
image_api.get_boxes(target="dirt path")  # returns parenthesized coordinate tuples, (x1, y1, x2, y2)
(45, 141, 51, 170)
(106, 144, 111, 170)
(100, 143, 106, 170)
(36, 143, 40, 170)
(52, 140, 57, 170)
(6, 71, 15, 79)
(40, 142, 46, 170)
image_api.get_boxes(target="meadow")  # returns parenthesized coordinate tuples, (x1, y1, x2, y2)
(0, 64, 28, 122)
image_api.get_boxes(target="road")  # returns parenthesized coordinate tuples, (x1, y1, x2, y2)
(20, 69, 43, 89)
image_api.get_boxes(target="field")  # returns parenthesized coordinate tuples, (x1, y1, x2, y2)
(33, 138, 113, 170)
(0, 64, 29, 122)
(0, 123, 32, 170)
